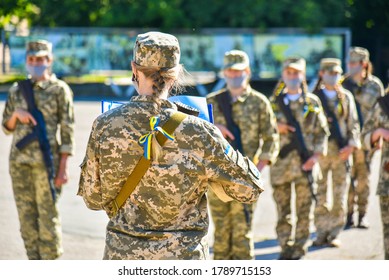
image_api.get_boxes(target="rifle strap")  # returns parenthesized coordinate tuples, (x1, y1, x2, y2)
(18, 79, 37, 112)
(107, 111, 187, 218)
(216, 90, 244, 153)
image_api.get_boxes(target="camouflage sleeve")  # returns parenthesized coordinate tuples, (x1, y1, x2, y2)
(310, 96, 330, 156)
(256, 96, 280, 164)
(1, 84, 18, 135)
(361, 104, 381, 151)
(345, 90, 361, 149)
(77, 118, 103, 210)
(202, 121, 264, 204)
(57, 82, 75, 155)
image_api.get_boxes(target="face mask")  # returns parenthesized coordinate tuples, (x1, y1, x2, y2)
(322, 73, 341, 86)
(283, 77, 302, 91)
(132, 73, 139, 93)
(348, 65, 363, 76)
(26, 64, 48, 78)
(225, 73, 247, 89)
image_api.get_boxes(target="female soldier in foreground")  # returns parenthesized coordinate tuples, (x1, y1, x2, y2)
(78, 32, 263, 260)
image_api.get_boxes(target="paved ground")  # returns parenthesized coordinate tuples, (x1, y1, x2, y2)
(0, 101, 385, 260)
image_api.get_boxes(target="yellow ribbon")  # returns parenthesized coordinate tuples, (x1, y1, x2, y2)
(138, 116, 175, 160)
(303, 104, 320, 118)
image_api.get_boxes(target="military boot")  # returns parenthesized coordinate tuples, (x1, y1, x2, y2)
(344, 212, 354, 229)
(357, 213, 369, 229)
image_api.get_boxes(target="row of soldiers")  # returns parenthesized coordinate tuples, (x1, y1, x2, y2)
(208, 47, 388, 260)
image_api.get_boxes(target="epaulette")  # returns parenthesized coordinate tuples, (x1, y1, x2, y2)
(174, 101, 200, 117)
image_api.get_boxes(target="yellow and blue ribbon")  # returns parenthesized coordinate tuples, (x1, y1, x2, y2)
(138, 116, 175, 160)
(303, 104, 320, 118)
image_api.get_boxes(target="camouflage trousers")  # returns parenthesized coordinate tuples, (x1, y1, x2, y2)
(348, 149, 370, 216)
(208, 190, 254, 260)
(272, 176, 312, 259)
(314, 154, 349, 240)
(380, 195, 389, 260)
(10, 162, 63, 260)
(103, 227, 209, 260)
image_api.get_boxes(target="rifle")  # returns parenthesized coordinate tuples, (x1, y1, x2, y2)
(275, 82, 317, 202)
(215, 90, 250, 225)
(15, 79, 57, 202)
(216, 90, 244, 154)
(314, 87, 356, 191)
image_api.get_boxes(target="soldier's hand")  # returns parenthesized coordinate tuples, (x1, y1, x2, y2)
(215, 124, 235, 141)
(302, 154, 319, 171)
(54, 169, 68, 188)
(339, 145, 354, 161)
(277, 122, 295, 134)
(256, 159, 270, 172)
(14, 108, 37, 125)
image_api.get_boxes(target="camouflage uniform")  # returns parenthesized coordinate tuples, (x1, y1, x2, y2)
(207, 53, 279, 260)
(78, 32, 264, 260)
(1, 40, 75, 260)
(312, 59, 361, 246)
(270, 58, 330, 259)
(342, 47, 385, 227)
(362, 101, 389, 259)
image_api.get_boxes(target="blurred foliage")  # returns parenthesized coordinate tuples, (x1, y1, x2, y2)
(2, 0, 388, 40)
(2, 0, 389, 81)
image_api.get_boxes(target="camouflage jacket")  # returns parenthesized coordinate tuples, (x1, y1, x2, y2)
(78, 95, 263, 259)
(362, 102, 389, 196)
(342, 74, 384, 123)
(269, 92, 330, 185)
(313, 87, 361, 155)
(206, 86, 280, 164)
(1, 75, 75, 165)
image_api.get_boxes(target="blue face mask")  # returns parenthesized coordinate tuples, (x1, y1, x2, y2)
(348, 65, 363, 76)
(322, 73, 341, 86)
(283, 77, 302, 91)
(225, 73, 247, 89)
(26, 64, 48, 78)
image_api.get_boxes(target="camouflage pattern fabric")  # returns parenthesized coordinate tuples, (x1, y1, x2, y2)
(1, 74, 75, 259)
(78, 95, 264, 260)
(362, 102, 389, 259)
(133, 32, 180, 68)
(270, 92, 329, 259)
(342, 74, 384, 217)
(314, 88, 361, 241)
(206, 86, 279, 260)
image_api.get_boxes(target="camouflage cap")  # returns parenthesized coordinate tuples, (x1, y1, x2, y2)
(320, 58, 343, 73)
(133, 31, 180, 68)
(282, 57, 306, 71)
(26, 40, 52, 57)
(223, 50, 250, 70)
(349, 47, 369, 62)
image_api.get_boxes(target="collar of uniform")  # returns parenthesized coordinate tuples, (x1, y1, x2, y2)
(32, 74, 57, 90)
(233, 85, 252, 103)
(130, 94, 177, 110)
(282, 92, 305, 104)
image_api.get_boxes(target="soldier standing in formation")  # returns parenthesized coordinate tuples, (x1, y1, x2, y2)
(1, 40, 75, 259)
(342, 47, 385, 229)
(78, 32, 264, 260)
(361, 93, 389, 259)
(312, 58, 361, 247)
(270, 57, 330, 260)
(206, 50, 279, 260)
